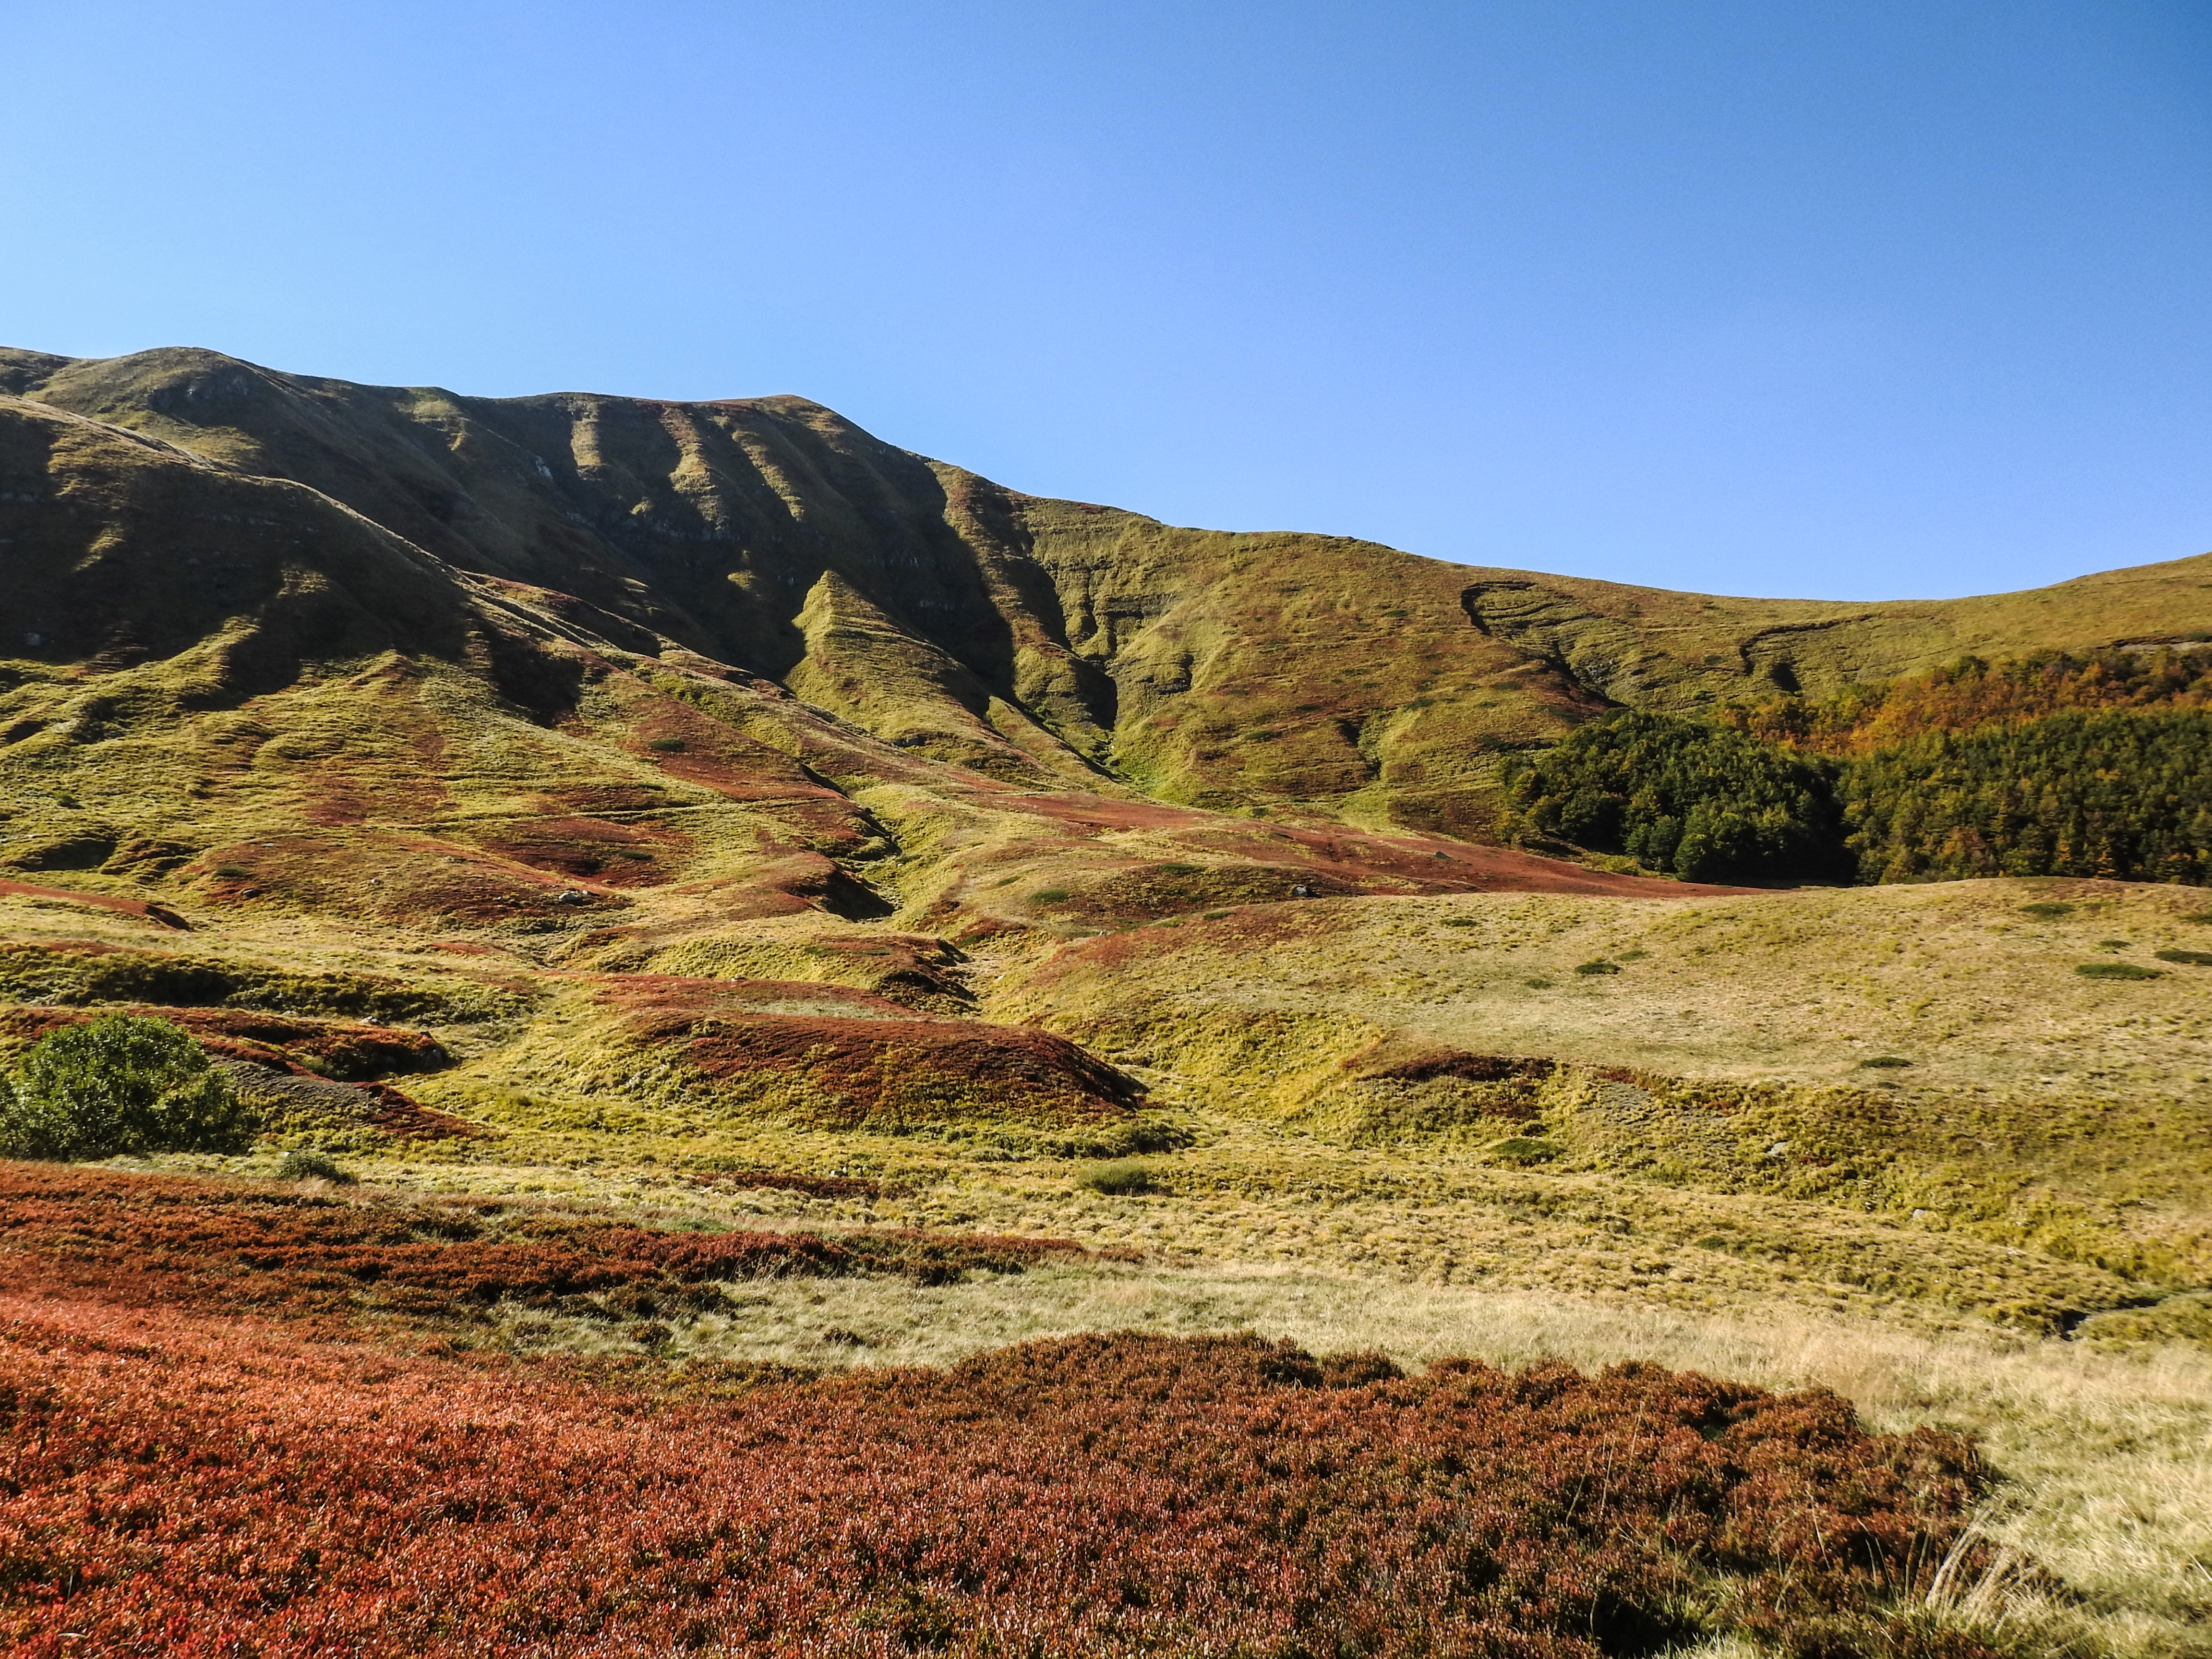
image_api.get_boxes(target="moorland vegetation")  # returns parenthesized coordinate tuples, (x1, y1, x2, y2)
(2, 345, 2211, 1656)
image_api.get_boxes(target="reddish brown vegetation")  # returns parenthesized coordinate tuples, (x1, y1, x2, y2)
(233, 1069, 489, 1142)
(0, 1006, 445, 1081)
(474, 816, 687, 888)
(0, 1288, 2003, 1658)
(678, 1016, 1137, 1123)
(601, 975, 1140, 1125)
(0, 881, 188, 929)
(1037, 898, 1364, 975)
(1349, 1043, 1557, 1086)
(0, 1166, 1121, 1330)
(600, 975, 913, 1019)
(186, 832, 633, 924)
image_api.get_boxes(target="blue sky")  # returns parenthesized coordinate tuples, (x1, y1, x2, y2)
(3, 0, 2207, 599)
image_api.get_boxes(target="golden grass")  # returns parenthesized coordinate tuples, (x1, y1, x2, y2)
(13, 861, 2212, 1653)
(994, 879, 2212, 1291)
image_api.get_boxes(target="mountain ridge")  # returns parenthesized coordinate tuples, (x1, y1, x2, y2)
(12, 346, 2207, 823)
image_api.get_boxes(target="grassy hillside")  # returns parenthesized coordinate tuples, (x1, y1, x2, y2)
(7, 343, 2212, 1653)
(1463, 555, 2212, 710)
(13, 343, 2211, 840)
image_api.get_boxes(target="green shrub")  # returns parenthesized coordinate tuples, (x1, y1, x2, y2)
(2020, 902, 2075, 919)
(1573, 960, 1622, 976)
(2153, 948, 2212, 966)
(1859, 1056, 1914, 1069)
(1076, 1160, 1158, 1196)
(210, 864, 251, 878)
(1486, 1137, 1563, 1165)
(1522, 978, 1555, 989)
(1031, 888, 1071, 906)
(647, 737, 686, 753)
(276, 1150, 355, 1183)
(2076, 962, 2163, 981)
(0, 1015, 254, 1159)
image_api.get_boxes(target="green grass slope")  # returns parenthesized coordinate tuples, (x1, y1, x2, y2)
(1463, 553, 2212, 709)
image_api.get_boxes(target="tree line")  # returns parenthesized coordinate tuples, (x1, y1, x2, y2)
(1501, 648, 2212, 885)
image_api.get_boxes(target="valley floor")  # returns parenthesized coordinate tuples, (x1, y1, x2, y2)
(4, 871, 2210, 1656)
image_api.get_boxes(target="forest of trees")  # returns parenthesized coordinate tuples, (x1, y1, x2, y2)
(1502, 648, 2212, 886)
(1499, 711, 1843, 883)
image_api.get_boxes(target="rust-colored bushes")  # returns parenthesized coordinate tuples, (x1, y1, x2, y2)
(0, 1303, 2007, 1658)
(0, 1164, 1119, 1323)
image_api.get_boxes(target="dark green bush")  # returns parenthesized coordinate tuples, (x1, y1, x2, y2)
(1076, 1160, 1158, 1196)
(1574, 960, 1622, 976)
(2019, 902, 2075, 919)
(0, 1014, 254, 1159)
(2076, 962, 2163, 981)
(276, 1149, 355, 1182)
(647, 737, 686, 752)
(1859, 1056, 1914, 1069)
(2153, 948, 2212, 966)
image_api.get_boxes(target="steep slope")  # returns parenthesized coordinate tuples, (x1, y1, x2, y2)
(0, 346, 1603, 834)
(14, 345, 2212, 845)
(0, 376, 1695, 1142)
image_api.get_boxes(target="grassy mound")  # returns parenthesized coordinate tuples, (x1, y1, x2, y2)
(542, 975, 1146, 1133)
(0, 940, 515, 1023)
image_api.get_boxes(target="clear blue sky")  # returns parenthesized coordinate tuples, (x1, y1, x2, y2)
(3, 1, 2207, 600)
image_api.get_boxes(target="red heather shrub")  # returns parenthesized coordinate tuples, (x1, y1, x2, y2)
(0, 1165, 2012, 1657)
(0, 1320, 1999, 1657)
(0, 1165, 1112, 1325)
